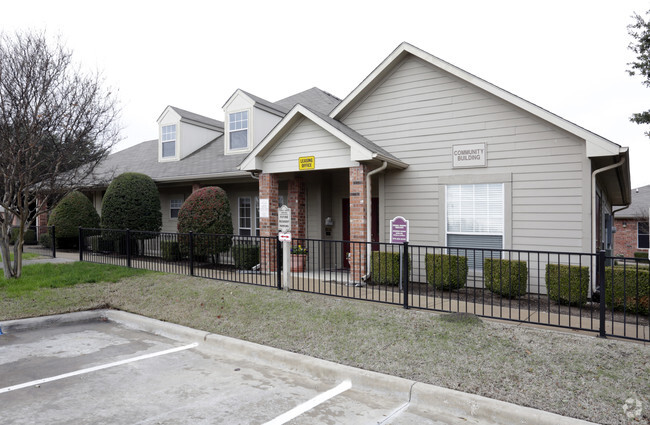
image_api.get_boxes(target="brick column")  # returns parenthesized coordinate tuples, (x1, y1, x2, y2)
(191, 183, 201, 193)
(259, 173, 279, 272)
(349, 165, 368, 283)
(288, 175, 306, 240)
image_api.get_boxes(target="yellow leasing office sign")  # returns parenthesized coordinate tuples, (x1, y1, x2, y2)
(299, 156, 315, 170)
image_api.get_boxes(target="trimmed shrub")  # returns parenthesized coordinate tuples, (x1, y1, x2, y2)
(101, 172, 162, 235)
(48, 191, 100, 249)
(177, 187, 233, 261)
(89, 235, 117, 253)
(484, 258, 528, 298)
(634, 252, 648, 258)
(425, 253, 468, 290)
(9, 228, 36, 245)
(545, 264, 590, 306)
(39, 233, 52, 249)
(161, 240, 182, 262)
(232, 243, 260, 269)
(371, 251, 409, 286)
(604, 266, 649, 315)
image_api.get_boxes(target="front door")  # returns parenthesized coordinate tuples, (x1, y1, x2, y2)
(342, 198, 379, 268)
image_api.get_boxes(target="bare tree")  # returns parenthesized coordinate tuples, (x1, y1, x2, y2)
(0, 31, 120, 278)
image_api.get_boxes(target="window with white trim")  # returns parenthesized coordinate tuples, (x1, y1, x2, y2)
(161, 124, 176, 158)
(239, 197, 252, 236)
(170, 198, 183, 219)
(229, 111, 249, 151)
(638, 221, 649, 249)
(446, 183, 504, 269)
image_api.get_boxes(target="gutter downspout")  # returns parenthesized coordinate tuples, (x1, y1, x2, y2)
(591, 156, 626, 295)
(362, 161, 388, 283)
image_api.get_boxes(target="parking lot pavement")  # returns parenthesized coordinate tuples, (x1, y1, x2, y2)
(0, 311, 597, 425)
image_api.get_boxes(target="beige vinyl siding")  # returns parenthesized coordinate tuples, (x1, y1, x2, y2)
(262, 118, 357, 174)
(342, 55, 588, 252)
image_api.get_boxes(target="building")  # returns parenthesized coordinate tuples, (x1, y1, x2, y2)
(80, 42, 632, 283)
(613, 185, 649, 258)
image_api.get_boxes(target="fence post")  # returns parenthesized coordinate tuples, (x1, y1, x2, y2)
(51, 225, 56, 258)
(78, 227, 83, 262)
(126, 229, 131, 268)
(189, 231, 194, 276)
(402, 241, 409, 309)
(276, 237, 282, 290)
(597, 250, 606, 338)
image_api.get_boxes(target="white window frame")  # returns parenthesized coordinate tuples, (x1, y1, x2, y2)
(226, 110, 250, 154)
(161, 124, 177, 159)
(170, 197, 183, 220)
(638, 221, 649, 249)
(239, 197, 252, 236)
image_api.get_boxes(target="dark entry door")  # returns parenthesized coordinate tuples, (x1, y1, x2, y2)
(342, 198, 379, 268)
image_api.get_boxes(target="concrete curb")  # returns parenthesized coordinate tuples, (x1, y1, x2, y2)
(0, 310, 598, 425)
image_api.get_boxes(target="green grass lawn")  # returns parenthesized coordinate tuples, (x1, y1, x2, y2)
(0, 262, 152, 296)
(1, 252, 40, 262)
(0, 262, 647, 425)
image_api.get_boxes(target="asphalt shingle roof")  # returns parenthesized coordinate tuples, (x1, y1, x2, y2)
(276, 87, 341, 115)
(617, 185, 650, 219)
(83, 136, 248, 187)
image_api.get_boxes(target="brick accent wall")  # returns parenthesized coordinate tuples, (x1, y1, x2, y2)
(259, 173, 279, 272)
(288, 175, 306, 240)
(614, 218, 649, 257)
(349, 165, 368, 282)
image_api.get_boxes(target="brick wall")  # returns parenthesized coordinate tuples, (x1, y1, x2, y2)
(613, 218, 649, 257)
(288, 175, 306, 240)
(349, 165, 368, 282)
(259, 173, 279, 272)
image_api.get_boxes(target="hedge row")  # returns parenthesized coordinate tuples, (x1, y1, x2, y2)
(605, 266, 649, 315)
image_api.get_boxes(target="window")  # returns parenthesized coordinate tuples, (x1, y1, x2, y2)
(170, 198, 183, 219)
(639, 221, 649, 249)
(446, 183, 504, 269)
(229, 111, 249, 150)
(239, 197, 252, 236)
(161, 124, 176, 158)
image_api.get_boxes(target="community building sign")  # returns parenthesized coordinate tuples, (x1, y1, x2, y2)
(452, 143, 486, 168)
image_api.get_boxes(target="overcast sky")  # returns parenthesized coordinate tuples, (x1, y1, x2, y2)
(3, 0, 650, 187)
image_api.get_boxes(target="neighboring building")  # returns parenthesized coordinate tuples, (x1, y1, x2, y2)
(613, 185, 649, 258)
(77, 42, 631, 284)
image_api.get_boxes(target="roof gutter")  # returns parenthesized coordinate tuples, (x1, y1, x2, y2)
(591, 155, 626, 295)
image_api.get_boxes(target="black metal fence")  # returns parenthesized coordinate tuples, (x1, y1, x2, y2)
(77, 228, 649, 342)
(8, 225, 56, 258)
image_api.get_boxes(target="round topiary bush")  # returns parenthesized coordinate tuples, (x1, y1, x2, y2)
(177, 186, 233, 261)
(101, 172, 162, 234)
(48, 191, 100, 249)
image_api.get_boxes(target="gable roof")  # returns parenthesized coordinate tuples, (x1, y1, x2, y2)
(275, 87, 341, 115)
(331, 42, 627, 159)
(239, 104, 407, 172)
(158, 106, 224, 130)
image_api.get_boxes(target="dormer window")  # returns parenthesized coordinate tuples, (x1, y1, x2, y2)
(229, 111, 249, 150)
(161, 124, 177, 158)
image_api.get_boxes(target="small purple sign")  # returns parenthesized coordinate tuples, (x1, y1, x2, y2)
(390, 216, 409, 243)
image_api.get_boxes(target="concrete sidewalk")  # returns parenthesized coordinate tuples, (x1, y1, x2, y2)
(0, 310, 598, 425)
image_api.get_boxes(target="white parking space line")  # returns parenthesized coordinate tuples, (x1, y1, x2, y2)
(0, 342, 198, 394)
(262, 379, 352, 425)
